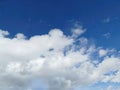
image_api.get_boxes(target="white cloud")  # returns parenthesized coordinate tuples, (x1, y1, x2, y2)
(15, 33, 26, 39)
(71, 26, 86, 38)
(0, 28, 120, 90)
(99, 49, 108, 57)
(0, 29, 9, 37)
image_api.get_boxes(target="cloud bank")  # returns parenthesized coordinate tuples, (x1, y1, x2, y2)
(0, 27, 120, 90)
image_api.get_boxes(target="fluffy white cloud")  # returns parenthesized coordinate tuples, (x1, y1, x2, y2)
(71, 26, 86, 38)
(0, 29, 9, 37)
(99, 49, 108, 57)
(0, 28, 120, 90)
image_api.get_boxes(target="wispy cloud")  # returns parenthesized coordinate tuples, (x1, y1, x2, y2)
(102, 17, 119, 24)
(103, 18, 111, 23)
(103, 32, 111, 39)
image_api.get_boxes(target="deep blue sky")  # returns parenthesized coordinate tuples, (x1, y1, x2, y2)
(0, 0, 120, 49)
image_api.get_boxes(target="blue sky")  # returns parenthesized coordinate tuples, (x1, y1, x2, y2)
(0, 0, 120, 49)
(0, 0, 120, 90)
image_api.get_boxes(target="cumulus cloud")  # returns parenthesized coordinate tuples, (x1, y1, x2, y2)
(0, 29, 9, 37)
(99, 49, 108, 57)
(0, 28, 120, 90)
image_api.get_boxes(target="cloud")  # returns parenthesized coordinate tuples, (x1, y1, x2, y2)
(0, 28, 120, 90)
(0, 29, 9, 37)
(103, 85, 120, 90)
(71, 23, 86, 38)
(99, 49, 108, 57)
(103, 17, 119, 24)
(103, 32, 111, 39)
(106, 86, 114, 90)
(103, 18, 111, 23)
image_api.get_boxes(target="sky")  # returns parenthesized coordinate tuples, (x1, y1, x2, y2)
(0, 0, 120, 90)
